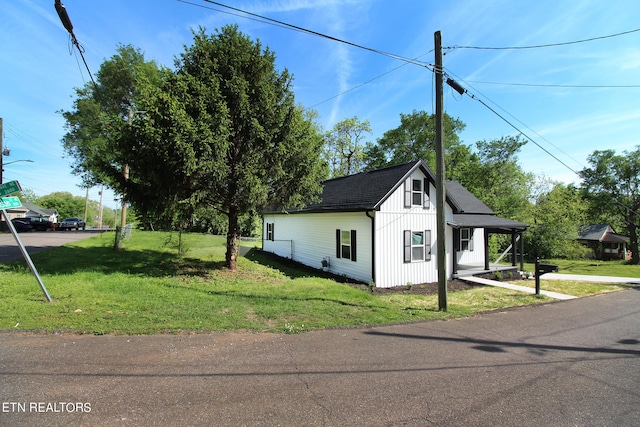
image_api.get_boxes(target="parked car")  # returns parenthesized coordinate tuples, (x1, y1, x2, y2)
(58, 217, 86, 231)
(11, 218, 33, 232)
(29, 217, 54, 231)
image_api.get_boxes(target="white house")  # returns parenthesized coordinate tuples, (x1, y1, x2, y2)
(262, 160, 527, 288)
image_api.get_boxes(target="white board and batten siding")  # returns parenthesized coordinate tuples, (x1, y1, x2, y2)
(374, 169, 442, 287)
(263, 212, 373, 284)
(263, 167, 487, 288)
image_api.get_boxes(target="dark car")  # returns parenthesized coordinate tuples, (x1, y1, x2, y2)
(58, 217, 86, 231)
(29, 217, 54, 231)
(11, 218, 33, 232)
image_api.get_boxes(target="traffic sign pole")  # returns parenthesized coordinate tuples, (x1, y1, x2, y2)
(1, 208, 52, 302)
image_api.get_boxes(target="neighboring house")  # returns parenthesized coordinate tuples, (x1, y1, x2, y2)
(577, 224, 630, 260)
(262, 160, 528, 288)
(22, 202, 59, 223)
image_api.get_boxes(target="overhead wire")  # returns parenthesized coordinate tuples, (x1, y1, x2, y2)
(444, 69, 584, 176)
(444, 27, 640, 51)
(191, 0, 432, 69)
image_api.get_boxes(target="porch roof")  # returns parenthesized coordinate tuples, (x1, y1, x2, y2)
(449, 213, 528, 232)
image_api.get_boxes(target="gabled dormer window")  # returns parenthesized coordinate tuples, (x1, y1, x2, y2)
(404, 177, 430, 209)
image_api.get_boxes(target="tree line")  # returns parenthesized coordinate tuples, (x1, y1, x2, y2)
(59, 25, 640, 266)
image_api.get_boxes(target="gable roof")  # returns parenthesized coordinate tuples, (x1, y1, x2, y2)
(22, 202, 58, 217)
(288, 160, 432, 212)
(266, 159, 528, 231)
(445, 181, 494, 215)
(578, 224, 629, 243)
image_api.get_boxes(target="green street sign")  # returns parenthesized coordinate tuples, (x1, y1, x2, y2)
(0, 196, 22, 209)
(0, 180, 21, 198)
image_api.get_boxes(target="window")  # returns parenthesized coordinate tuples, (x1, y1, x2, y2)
(460, 228, 474, 251)
(336, 229, 357, 261)
(404, 177, 430, 209)
(412, 179, 422, 206)
(266, 223, 274, 241)
(404, 230, 432, 262)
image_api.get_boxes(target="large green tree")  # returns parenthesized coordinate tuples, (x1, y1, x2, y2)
(363, 110, 466, 172)
(323, 116, 371, 178)
(460, 136, 533, 220)
(580, 148, 640, 264)
(60, 44, 161, 192)
(524, 181, 588, 259)
(131, 26, 327, 269)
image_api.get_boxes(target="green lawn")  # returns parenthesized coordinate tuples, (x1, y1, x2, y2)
(521, 258, 640, 277)
(0, 231, 634, 335)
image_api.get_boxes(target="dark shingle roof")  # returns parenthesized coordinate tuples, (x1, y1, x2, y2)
(267, 160, 528, 230)
(292, 160, 429, 212)
(445, 181, 494, 215)
(578, 224, 629, 243)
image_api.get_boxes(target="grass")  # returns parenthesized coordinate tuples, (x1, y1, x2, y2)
(520, 258, 640, 277)
(0, 231, 634, 335)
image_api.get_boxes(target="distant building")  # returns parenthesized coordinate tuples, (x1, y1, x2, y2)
(577, 224, 630, 260)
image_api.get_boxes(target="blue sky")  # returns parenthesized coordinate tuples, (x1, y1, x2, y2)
(2, 0, 639, 209)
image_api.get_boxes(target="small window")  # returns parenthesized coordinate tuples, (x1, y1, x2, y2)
(460, 228, 474, 251)
(412, 231, 424, 260)
(412, 179, 422, 206)
(341, 230, 351, 259)
(266, 223, 274, 241)
(336, 229, 357, 261)
(404, 230, 432, 262)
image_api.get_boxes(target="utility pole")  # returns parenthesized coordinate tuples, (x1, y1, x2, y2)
(97, 185, 104, 229)
(434, 31, 448, 311)
(120, 108, 133, 229)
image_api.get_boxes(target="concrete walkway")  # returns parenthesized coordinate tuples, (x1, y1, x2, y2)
(459, 275, 577, 300)
(543, 273, 640, 284)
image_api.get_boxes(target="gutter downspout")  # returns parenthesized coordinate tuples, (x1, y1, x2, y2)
(366, 211, 375, 285)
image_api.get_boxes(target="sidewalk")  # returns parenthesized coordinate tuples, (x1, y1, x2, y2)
(542, 273, 640, 285)
(459, 276, 577, 300)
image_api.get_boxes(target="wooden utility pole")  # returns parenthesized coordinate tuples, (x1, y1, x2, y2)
(434, 31, 448, 311)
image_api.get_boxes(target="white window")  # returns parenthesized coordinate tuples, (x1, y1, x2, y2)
(460, 228, 474, 251)
(336, 229, 357, 261)
(404, 177, 430, 209)
(404, 230, 432, 262)
(266, 223, 274, 241)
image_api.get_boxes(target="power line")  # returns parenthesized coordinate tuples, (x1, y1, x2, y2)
(464, 80, 640, 89)
(183, 0, 431, 69)
(445, 27, 640, 51)
(444, 70, 583, 177)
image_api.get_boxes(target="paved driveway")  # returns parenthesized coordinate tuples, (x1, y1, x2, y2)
(1, 289, 639, 426)
(0, 230, 106, 263)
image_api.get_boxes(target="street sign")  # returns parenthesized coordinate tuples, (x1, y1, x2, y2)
(0, 196, 22, 209)
(0, 180, 21, 198)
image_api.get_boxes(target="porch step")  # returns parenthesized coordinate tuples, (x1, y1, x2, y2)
(459, 276, 577, 300)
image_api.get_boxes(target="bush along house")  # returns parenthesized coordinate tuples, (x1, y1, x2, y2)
(262, 160, 528, 288)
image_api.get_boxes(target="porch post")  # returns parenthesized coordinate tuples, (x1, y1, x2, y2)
(484, 228, 490, 270)
(452, 228, 459, 275)
(511, 231, 517, 266)
(519, 231, 524, 271)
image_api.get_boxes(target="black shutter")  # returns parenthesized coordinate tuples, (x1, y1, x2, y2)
(351, 230, 357, 261)
(423, 178, 430, 209)
(403, 230, 411, 263)
(271, 223, 275, 241)
(404, 178, 411, 208)
(469, 228, 474, 251)
(425, 230, 432, 261)
(336, 229, 341, 258)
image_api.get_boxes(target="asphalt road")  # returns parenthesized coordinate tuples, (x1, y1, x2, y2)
(1, 289, 639, 426)
(0, 230, 107, 263)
